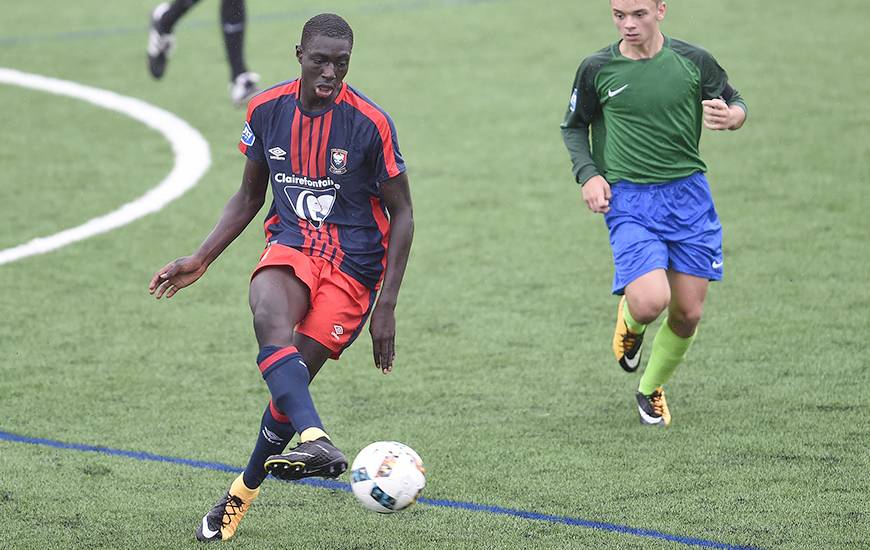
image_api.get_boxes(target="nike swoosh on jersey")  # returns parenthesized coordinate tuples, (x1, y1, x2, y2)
(608, 84, 629, 98)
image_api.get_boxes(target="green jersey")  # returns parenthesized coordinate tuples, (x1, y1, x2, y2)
(561, 36, 747, 184)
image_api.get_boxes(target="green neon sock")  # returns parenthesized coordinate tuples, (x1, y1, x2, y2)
(638, 320, 695, 396)
(623, 299, 646, 334)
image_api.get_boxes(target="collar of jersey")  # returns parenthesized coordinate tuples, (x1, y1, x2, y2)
(612, 35, 670, 62)
(295, 82, 347, 117)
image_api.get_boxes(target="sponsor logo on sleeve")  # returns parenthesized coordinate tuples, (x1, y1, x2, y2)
(240, 121, 255, 146)
(570, 88, 578, 112)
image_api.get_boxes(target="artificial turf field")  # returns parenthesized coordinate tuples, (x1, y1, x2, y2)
(1, 1, 868, 548)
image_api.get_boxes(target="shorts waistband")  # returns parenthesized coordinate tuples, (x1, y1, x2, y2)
(611, 171, 706, 191)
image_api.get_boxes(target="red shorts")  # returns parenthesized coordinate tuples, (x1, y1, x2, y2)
(252, 243, 376, 359)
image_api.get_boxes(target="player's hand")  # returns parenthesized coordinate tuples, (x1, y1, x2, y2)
(369, 304, 396, 374)
(702, 98, 733, 130)
(148, 255, 207, 299)
(581, 175, 612, 214)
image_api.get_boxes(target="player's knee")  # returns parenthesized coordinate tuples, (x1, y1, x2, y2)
(670, 304, 703, 334)
(629, 295, 669, 324)
(252, 307, 294, 347)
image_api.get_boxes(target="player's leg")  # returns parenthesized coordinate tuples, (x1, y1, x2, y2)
(294, 333, 333, 377)
(250, 266, 335, 445)
(635, 273, 708, 427)
(196, 401, 293, 541)
(195, 264, 310, 542)
(147, 0, 203, 79)
(616, 268, 669, 372)
(222, 0, 260, 106)
(247, 261, 347, 480)
(640, 272, 707, 391)
(606, 183, 670, 373)
(265, 260, 376, 480)
(243, 337, 330, 487)
(157, 0, 203, 32)
(636, 173, 722, 427)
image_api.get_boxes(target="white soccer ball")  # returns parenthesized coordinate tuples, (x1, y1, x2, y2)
(350, 441, 426, 513)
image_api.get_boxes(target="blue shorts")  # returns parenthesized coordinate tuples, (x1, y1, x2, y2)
(604, 172, 723, 295)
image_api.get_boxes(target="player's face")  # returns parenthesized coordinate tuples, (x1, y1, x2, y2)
(296, 35, 352, 109)
(610, 0, 665, 46)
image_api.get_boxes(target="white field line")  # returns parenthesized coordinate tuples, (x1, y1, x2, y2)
(0, 68, 211, 265)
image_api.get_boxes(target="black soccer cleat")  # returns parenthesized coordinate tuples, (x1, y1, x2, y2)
(264, 438, 348, 481)
(613, 296, 645, 372)
(636, 387, 671, 427)
(147, 2, 175, 79)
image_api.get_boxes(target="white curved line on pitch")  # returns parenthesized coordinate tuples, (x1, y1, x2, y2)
(0, 68, 211, 265)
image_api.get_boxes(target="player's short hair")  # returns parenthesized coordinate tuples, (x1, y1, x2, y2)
(300, 13, 354, 50)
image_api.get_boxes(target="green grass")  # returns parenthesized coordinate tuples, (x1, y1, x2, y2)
(1, 1, 869, 548)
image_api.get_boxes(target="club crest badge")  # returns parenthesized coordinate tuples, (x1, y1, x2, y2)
(329, 148, 348, 174)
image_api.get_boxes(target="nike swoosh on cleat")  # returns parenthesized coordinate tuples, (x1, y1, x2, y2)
(623, 352, 641, 370)
(638, 405, 664, 425)
(608, 84, 629, 98)
(200, 516, 220, 539)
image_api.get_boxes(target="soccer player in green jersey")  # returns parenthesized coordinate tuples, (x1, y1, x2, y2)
(561, 0, 747, 426)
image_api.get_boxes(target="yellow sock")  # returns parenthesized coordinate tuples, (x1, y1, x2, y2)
(299, 427, 328, 443)
(230, 474, 260, 501)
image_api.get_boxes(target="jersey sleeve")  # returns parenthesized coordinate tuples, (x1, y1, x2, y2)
(700, 51, 748, 117)
(560, 51, 608, 184)
(369, 111, 406, 185)
(673, 40, 748, 115)
(238, 103, 265, 161)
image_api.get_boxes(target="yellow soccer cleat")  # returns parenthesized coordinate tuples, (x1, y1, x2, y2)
(195, 474, 259, 542)
(613, 296, 644, 372)
(636, 386, 671, 427)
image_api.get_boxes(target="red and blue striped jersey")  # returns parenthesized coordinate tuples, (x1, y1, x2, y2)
(239, 79, 405, 290)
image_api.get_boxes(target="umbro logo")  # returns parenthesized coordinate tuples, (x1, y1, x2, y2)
(262, 427, 284, 445)
(331, 324, 344, 340)
(269, 147, 287, 160)
(607, 84, 629, 98)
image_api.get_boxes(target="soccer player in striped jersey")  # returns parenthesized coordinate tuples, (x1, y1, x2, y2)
(149, 13, 414, 541)
(561, 0, 746, 427)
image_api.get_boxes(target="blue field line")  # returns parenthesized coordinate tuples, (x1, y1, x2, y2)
(0, 0, 501, 47)
(0, 430, 758, 549)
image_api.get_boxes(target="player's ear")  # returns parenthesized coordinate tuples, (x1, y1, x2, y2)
(295, 44, 303, 63)
(656, 1, 666, 20)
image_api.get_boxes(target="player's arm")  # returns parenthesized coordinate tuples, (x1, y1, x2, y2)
(369, 171, 413, 374)
(560, 59, 611, 213)
(149, 158, 270, 299)
(694, 46, 748, 132)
